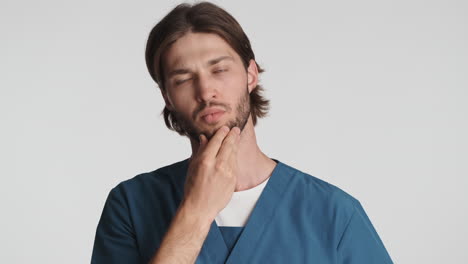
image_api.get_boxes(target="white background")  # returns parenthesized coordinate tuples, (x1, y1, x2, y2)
(2, 0, 467, 263)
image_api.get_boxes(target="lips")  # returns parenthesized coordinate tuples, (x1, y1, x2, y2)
(202, 111, 224, 124)
(199, 108, 226, 124)
(199, 107, 225, 118)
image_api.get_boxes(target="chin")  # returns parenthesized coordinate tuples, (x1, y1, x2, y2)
(196, 123, 227, 139)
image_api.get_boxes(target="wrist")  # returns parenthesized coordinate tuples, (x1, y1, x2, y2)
(177, 201, 214, 232)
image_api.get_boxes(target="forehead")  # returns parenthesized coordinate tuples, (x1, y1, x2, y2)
(163, 32, 240, 70)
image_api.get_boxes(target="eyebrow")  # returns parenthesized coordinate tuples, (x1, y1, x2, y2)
(167, 55, 234, 78)
(207, 55, 234, 66)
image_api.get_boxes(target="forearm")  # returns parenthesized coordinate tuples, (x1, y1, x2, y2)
(149, 203, 213, 264)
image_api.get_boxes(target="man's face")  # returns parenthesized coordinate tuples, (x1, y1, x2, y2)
(161, 32, 257, 141)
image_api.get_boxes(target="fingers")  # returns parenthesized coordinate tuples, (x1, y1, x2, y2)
(200, 134, 207, 148)
(202, 126, 230, 158)
(216, 126, 240, 163)
(196, 134, 207, 155)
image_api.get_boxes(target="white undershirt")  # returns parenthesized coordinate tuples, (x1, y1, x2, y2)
(215, 176, 271, 227)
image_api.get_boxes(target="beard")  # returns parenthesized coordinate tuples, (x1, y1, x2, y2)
(171, 86, 251, 142)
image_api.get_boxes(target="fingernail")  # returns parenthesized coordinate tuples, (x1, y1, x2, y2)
(235, 127, 241, 134)
(222, 126, 229, 132)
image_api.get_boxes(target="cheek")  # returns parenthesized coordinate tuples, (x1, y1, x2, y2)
(167, 90, 194, 114)
(223, 69, 247, 92)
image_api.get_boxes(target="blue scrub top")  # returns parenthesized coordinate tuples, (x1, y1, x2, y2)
(91, 158, 393, 263)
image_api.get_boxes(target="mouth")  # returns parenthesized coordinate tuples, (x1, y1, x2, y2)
(201, 111, 225, 124)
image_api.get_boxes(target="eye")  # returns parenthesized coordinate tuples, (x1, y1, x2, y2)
(175, 78, 191, 85)
(213, 68, 227, 74)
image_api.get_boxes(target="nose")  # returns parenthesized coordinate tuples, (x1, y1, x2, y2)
(195, 72, 218, 103)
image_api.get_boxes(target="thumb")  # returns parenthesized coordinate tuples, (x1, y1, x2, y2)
(198, 134, 206, 151)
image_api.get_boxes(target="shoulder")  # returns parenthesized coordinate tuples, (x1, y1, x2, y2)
(280, 161, 359, 201)
(278, 160, 361, 220)
(275, 160, 369, 246)
(108, 158, 189, 200)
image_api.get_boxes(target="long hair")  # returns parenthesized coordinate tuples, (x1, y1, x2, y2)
(145, 2, 270, 135)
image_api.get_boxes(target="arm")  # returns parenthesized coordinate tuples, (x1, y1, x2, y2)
(337, 200, 393, 264)
(92, 126, 239, 263)
(91, 185, 142, 263)
(148, 202, 212, 264)
(149, 126, 240, 263)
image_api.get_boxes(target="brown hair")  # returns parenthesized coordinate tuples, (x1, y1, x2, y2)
(145, 1, 270, 135)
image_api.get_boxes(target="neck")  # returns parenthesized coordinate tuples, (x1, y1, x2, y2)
(189, 116, 277, 191)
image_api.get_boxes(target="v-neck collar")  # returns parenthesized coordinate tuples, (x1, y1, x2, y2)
(176, 158, 295, 263)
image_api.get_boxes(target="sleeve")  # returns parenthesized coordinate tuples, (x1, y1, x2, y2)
(91, 185, 142, 264)
(337, 200, 393, 264)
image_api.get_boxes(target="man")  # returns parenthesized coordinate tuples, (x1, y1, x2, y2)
(91, 2, 393, 263)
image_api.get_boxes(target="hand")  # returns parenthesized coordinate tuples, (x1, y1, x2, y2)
(182, 125, 241, 222)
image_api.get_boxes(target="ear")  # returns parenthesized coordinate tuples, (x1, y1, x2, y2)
(246, 59, 259, 94)
(160, 88, 175, 111)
